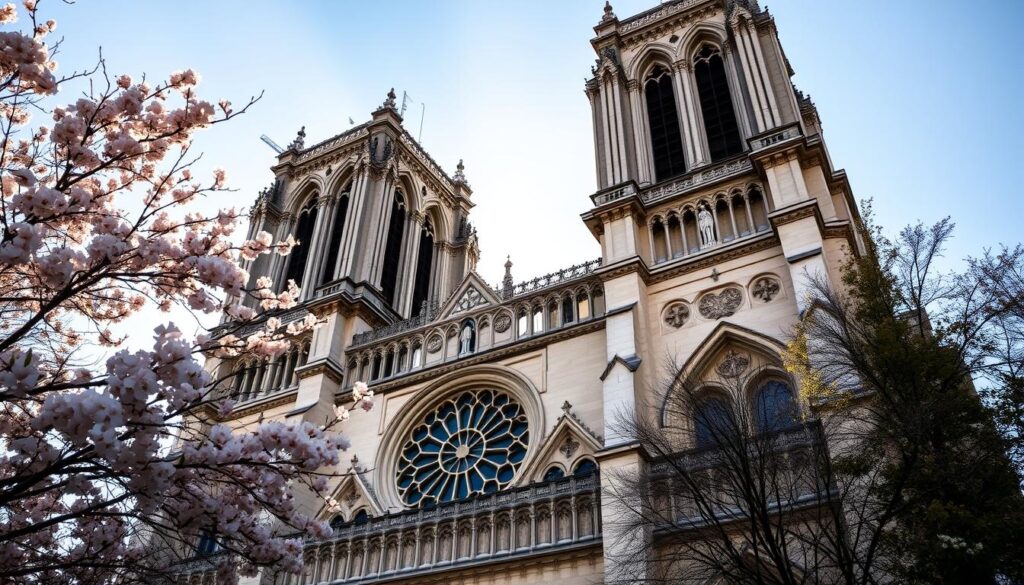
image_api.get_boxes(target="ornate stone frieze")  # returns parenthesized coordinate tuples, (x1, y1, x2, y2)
(698, 287, 743, 320)
(752, 276, 781, 302)
(663, 302, 690, 328)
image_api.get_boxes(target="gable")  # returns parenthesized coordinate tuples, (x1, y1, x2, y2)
(437, 272, 503, 320)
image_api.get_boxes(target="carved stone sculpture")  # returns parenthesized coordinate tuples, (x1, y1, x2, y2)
(752, 277, 781, 302)
(716, 350, 750, 378)
(663, 302, 690, 328)
(459, 324, 473, 355)
(697, 204, 716, 248)
(494, 314, 512, 333)
(698, 287, 742, 319)
(426, 335, 443, 353)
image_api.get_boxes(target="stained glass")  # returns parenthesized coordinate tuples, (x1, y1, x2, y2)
(396, 389, 529, 507)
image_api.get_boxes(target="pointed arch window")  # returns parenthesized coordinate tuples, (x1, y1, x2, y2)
(694, 396, 735, 449)
(411, 218, 435, 315)
(320, 191, 350, 285)
(694, 44, 743, 162)
(283, 197, 318, 290)
(543, 466, 565, 482)
(380, 190, 407, 306)
(644, 64, 687, 181)
(754, 380, 798, 433)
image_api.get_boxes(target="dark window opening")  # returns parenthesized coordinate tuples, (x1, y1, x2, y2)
(573, 459, 598, 477)
(380, 192, 407, 307)
(543, 466, 566, 482)
(411, 220, 435, 315)
(694, 44, 743, 162)
(320, 192, 350, 285)
(694, 397, 736, 449)
(644, 65, 687, 181)
(283, 199, 318, 290)
(755, 380, 798, 433)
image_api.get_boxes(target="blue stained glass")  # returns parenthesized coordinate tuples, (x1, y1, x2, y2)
(396, 388, 530, 507)
(755, 380, 798, 432)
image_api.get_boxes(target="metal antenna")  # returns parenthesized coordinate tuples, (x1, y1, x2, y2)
(418, 102, 426, 143)
(260, 134, 284, 154)
(400, 91, 412, 118)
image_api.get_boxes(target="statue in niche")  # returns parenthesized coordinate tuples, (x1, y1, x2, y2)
(459, 323, 474, 355)
(698, 204, 716, 248)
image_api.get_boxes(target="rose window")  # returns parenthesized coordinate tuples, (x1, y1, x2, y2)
(396, 388, 529, 507)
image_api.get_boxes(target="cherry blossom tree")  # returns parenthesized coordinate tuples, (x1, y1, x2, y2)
(0, 2, 369, 583)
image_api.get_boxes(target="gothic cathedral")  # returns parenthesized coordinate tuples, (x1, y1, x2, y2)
(190, 0, 864, 583)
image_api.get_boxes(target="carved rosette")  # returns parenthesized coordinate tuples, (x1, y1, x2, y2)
(698, 288, 743, 320)
(493, 314, 512, 333)
(752, 277, 781, 302)
(663, 302, 690, 329)
(716, 350, 750, 378)
(426, 335, 443, 353)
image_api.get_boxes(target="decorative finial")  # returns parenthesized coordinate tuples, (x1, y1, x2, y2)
(288, 126, 306, 150)
(383, 88, 397, 109)
(502, 255, 514, 299)
(453, 158, 468, 184)
(561, 400, 572, 414)
(602, 1, 615, 21)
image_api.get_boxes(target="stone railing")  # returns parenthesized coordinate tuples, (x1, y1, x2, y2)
(640, 158, 753, 206)
(748, 123, 802, 151)
(294, 125, 369, 164)
(648, 422, 831, 529)
(619, 0, 704, 34)
(350, 299, 441, 347)
(398, 130, 455, 192)
(590, 182, 638, 206)
(291, 473, 602, 584)
(505, 258, 603, 297)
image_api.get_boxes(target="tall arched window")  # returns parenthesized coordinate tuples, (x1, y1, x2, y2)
(754, 380, 798, 433)
(320, 191, 350, 286)
(283, 197, 318, 289)
(411, 218, 435, 315)
(644, 65, 687, 181)
(694, 44, 743, 162)
(380, 191, 407, 306)
(694, 396, 735, 449)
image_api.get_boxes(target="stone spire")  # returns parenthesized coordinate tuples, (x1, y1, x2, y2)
(601, 1, 615, 22)
(453, 158, 468, 185)
(502, 256, 514, 299)
(288, 126, 306, 150)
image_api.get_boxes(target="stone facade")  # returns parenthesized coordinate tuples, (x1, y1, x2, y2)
(182, 0, 864, 583)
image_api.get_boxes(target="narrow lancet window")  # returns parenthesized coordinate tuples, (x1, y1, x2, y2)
(411, 218, 435, 315)
(644, 65, 687, 181)
(694, 44, 743, 161)
(380, 191, 407, 306)
(321, 192, 350, 285)
(283, 198, 318, 290)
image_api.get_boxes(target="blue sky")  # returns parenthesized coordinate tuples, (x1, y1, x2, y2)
(44, 0, 1024, 294)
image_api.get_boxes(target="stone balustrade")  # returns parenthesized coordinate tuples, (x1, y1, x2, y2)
(648, 422, 830, 530)
(292, 473, 601, 584)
